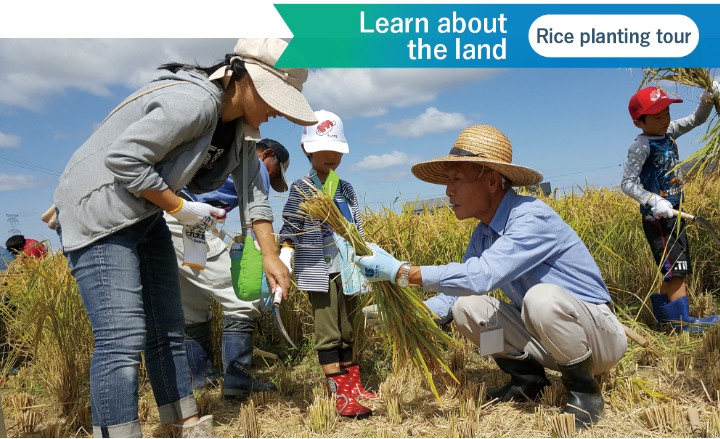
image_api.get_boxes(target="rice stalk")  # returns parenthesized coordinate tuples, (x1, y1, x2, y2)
(196, 391, 217, 418)
(642, 401, 686, 434)
(641, 68, 720, 181)
(307, 394, 336, 433)
(275, 363, 295, 397)
(238, 399, 259, 438)
(12, 408, 41, 434)
(41, 422, 62, 438)
(534, 406, 545, 430)
(447, 412, 459, 438)
(709, 407, 720, 437)
(386, 396, 402, 424)
(547, 413, 576, 438)
(251, 391, 270, 407)
(299, 185, 461, 402)
(377, 426, 392, 438)
(456, 418, 476, 438)
(539, 381, 565, 407)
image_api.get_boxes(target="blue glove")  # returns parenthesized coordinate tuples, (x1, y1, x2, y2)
(355, 243, 405, 284)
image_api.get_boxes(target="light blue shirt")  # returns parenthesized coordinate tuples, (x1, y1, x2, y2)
(422, 189, 611, 323)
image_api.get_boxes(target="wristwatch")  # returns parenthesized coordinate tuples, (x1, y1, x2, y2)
(396, 263, 411, 288)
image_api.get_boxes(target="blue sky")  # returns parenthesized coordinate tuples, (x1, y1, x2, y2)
(0, 39, 714, 250)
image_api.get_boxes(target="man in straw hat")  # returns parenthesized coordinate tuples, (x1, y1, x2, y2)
(356, 125, 626, 429)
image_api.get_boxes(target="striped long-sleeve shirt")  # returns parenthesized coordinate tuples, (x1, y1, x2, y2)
(279, 175, 365, 293)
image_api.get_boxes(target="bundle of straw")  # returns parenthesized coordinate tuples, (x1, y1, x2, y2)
(641, 68, 720, 181)
(299, 182, 461, 402)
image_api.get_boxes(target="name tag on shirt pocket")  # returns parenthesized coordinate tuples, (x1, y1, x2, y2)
(480, 328, 504, 356)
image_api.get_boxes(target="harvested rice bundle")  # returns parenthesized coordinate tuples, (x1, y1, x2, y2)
(641, 68, 720, 181)
(299, 183, 461, 402)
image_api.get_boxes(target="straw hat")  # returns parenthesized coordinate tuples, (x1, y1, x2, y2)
(411, 125, 543, 187)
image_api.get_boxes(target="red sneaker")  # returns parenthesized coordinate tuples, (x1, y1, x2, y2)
(326, 370, 372, 419)
(344, 363, 379, 400)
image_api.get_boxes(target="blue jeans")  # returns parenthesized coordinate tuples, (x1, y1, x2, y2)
(62, 213, 197, 437)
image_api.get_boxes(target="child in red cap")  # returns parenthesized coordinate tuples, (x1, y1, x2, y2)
(621, 85, 719, 332)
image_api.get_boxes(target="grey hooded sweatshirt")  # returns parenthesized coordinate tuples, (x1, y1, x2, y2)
(54, 68, 272, 252)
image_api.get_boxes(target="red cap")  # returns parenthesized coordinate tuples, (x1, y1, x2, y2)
(23, 238, 48, 259)
(629, 86, 683, 121)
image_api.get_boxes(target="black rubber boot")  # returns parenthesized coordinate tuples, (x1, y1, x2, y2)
(559, 355, 604, 429)
(486, 355, 550, 402)
(184, 321, 221, 390)
(222, 317, 277, 398)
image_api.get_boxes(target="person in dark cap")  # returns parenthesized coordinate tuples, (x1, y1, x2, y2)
(165, 138, 290, 399)
(5, 235, 48, 259)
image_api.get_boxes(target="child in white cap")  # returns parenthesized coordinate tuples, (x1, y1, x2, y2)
(279, 110, 376, 419)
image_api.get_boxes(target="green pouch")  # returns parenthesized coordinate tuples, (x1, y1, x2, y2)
(230, 236, 267, 302)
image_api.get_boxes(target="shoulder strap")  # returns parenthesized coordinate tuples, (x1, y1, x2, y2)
(97, 80, 192, 129)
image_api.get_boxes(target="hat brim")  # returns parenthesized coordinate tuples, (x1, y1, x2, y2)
(641, 97, 683, 118)
(303, 140, 349, 154)
(270, 157, 290, 193)
(411, 156, 543, 187)
(246, 64, 317, 127)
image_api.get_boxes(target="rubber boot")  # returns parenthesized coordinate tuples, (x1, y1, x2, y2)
(660, 296, 719, 333)
(184, 322, 220, 390)
(325, 370, 372, 419)
(559, 355, 604, 429)
(343, 363, 379, 400)
(649, 294, 669, 326)
(486, 355, 550, 402)
(222, 331, 277, 398)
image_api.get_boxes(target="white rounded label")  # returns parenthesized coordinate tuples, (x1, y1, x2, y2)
(529, 15, 699, 58)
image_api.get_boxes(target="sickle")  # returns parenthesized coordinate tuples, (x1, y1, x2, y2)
(271, 286, 297, 349)
(672, 209, 719, 244)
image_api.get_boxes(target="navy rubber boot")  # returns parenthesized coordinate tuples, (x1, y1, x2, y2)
(661, 296, 719, 333)
(184, 321, 221, 390)
(222, 331, 277, 398)
(649, 294, 669, 326)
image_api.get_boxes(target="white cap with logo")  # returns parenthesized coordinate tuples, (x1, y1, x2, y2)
(301, 110, 349, 153)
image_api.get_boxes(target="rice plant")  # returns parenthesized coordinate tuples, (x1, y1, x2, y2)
(238, 399, 259, 438)
(300, 185, 462, 402)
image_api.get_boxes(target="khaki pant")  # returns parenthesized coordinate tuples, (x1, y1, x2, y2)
(452, 283, 627, 374)
(166, 215, 261, 324)
(308, 275, 360, 354)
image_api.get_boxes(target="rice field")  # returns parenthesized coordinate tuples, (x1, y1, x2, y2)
(1, 179, 719, 437)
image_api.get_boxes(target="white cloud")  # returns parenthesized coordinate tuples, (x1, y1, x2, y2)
(0, 131, 20, 147)
(351, 151, 421, 172)
(0, 174, 42, 191)
(375, 107, 472, 138)
(0, 39, 236, 110)
(304, 68, 503, 118)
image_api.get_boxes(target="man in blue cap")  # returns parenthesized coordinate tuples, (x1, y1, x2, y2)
(166, 138, 290, 398)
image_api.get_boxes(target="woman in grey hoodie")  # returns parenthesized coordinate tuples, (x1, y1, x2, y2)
(53, 39, 316, 438)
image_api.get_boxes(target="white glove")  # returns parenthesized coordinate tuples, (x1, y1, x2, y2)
(167, 199, 226, 228)
(182, 225, 208, 270)
(647, 194, 674, 219)
(701, 81, 720, 103)
(279, 247, 294, 274)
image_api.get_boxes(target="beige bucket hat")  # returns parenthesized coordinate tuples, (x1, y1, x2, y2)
(209, 38, 317, 133)
(411, 125, 543, 187)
